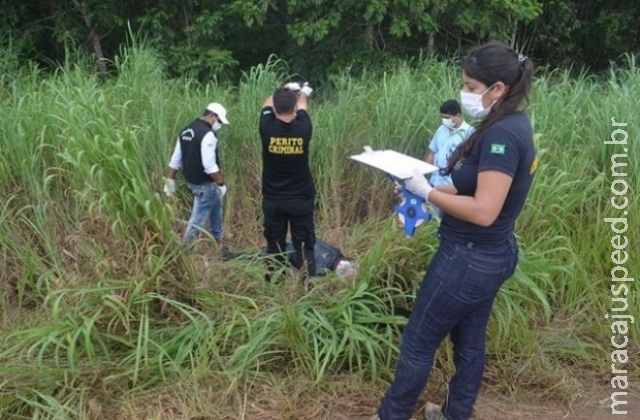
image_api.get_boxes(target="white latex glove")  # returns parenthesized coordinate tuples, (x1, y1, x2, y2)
(301, 82, 313, 97)
(393, 180, 403, 197)
(163, 178, 176, 196)
(403, 168, 433, 201)
(285, 82, 301, 91)
(218, 184, 227, 198)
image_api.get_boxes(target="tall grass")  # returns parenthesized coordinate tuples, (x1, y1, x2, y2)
(0, 38, 638, 419)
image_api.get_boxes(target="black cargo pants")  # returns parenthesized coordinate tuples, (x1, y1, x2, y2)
(262, 197, 316, 280)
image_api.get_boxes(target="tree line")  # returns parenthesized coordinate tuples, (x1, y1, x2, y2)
(1, 0, 638, 82)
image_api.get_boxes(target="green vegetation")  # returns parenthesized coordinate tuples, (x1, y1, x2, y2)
(0, 41, 638, 419)
(1, 0, 638, 82)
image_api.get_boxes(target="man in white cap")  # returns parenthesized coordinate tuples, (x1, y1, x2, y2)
(163, 102, 230, 248)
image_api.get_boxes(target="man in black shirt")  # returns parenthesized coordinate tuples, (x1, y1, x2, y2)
(164, 102, 229, 248)
(259, 82, 316, 281)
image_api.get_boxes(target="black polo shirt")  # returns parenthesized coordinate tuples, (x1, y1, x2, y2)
(440, 112, 537, 246)
(259, 106, 315, 200)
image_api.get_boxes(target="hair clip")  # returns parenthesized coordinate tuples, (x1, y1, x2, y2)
(517, 54, 528, 66)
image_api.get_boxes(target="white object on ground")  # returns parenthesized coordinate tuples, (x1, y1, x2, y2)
(335, 260, 358, 278)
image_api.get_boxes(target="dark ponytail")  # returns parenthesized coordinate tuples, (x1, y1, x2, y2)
(443, 41, 534, 175)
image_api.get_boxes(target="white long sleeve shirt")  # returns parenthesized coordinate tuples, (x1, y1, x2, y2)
(168, 131, 220, 174)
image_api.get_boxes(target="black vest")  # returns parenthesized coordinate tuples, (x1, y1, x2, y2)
(179, 119, 218, 184)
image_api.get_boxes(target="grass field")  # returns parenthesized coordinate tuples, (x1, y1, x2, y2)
(1, 41, 639, 419)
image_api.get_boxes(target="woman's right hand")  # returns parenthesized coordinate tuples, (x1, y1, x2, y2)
(404, 169, 434, 201)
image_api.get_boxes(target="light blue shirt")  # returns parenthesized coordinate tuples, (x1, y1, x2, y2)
(428, 121, 473, 187)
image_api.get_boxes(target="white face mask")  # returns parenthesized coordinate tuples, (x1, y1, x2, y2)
(460, 85, 494, 119)
(212, 121, 222, 132)
(442, 118, 455, 129)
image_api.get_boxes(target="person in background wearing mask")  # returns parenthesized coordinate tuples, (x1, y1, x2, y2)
(259, 81, 316, 283)
(373, 41, 537, 420)
(163, 102, 229, 248)
(424, 99, 473, 189)
(424, 99, 473, 217)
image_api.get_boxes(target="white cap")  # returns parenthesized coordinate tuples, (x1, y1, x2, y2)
(206, 102, 229, 124)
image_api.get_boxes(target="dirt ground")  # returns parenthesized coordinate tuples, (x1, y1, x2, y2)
(137, 378, 639, 420)
(334, 386, 640, 420)
(469, 387, 639, 420)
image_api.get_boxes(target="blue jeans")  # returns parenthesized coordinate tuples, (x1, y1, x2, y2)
(182, 182, 224, 246)
(377, 234, 519, 420)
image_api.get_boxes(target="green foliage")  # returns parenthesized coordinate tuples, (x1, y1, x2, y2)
(0, 43, 639, 418)
(0, 37, 21, 78)
(285, 0, 439, 45)
(1, 0, 638, 83)
(168, 45, 239, 81)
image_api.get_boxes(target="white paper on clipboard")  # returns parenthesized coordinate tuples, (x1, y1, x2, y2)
(350, 147, 439, 180)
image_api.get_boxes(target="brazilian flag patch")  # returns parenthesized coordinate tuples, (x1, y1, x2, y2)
(490, 143, 506, 154)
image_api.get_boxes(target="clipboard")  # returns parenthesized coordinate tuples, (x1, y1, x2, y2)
(350, 147, 439, 180)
